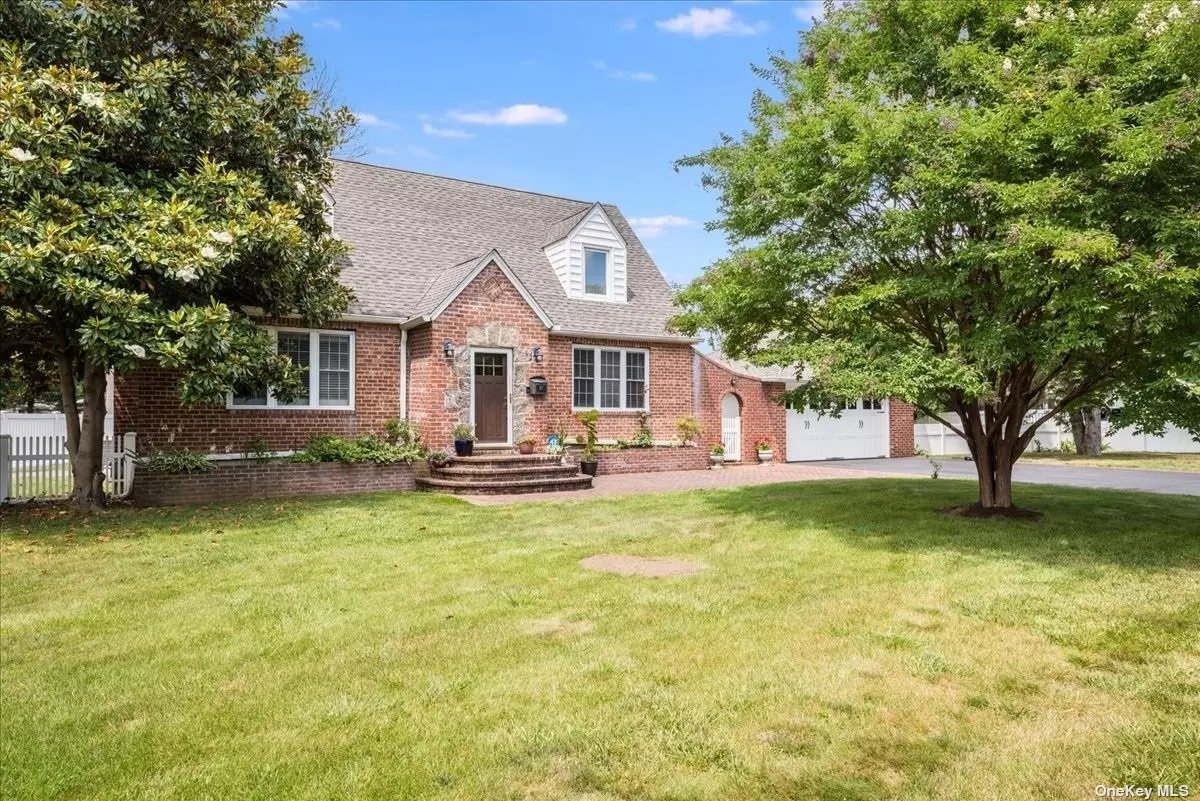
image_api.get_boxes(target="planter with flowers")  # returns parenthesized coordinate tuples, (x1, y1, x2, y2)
(517, 434, 537, 455)
(452, 423, 476, 457)
(709, 443, 725, 469)
(756, 438, 774, 464)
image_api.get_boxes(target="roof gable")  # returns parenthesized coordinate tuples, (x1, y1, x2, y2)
(418, 250, 553, 328)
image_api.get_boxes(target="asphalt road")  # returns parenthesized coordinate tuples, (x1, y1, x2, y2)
(818, 456, 1200, 497)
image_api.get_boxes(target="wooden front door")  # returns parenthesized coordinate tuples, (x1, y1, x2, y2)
(473, 351, 508, 443)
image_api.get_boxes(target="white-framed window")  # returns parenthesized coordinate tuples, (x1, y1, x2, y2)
(229, 328, 355, 410)
(583, 247, 609, 297)
(571, 345, 647, 410)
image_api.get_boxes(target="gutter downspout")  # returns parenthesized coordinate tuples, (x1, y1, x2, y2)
(399, 328, 408, 420)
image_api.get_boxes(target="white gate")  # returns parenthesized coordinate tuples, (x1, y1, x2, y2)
(0, 433, 136, 502)
(721, 393, 742, 461)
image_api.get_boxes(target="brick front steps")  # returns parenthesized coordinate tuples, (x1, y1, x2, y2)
(416, 454, 593, 495)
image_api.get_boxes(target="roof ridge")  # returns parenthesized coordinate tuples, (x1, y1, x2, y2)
(332, 158, 598, 207)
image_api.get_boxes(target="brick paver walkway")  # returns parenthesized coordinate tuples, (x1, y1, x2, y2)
(463, 462, 905, 505)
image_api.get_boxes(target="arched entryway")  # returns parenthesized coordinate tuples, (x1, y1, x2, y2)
(721, 392, 742, 461)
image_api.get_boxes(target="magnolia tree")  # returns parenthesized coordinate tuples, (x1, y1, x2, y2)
(673, 0, 1200, 513)
(0, 0, 354, 508)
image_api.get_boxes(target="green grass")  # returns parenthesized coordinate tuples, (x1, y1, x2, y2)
(2, 480, 1198, 800)
(1022, 451, 1200, 472)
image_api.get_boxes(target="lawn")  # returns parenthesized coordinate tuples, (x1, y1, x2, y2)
(2, 480, 1198, 801)
(1022, 451, 1200, 472)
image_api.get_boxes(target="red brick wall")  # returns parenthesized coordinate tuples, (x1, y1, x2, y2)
(697, 354, 787, 463)
(132, 460, 422, 506)
(543, 336, 696, 443)
(587, 446, 708, 475)
(889, 399, 916, 457)
(406, 262, 552, 449)
(114, 320, 401, 454)
(403, 260, 698, 449)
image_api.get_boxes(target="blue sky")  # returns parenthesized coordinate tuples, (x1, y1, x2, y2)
(277, 1, 824, 286)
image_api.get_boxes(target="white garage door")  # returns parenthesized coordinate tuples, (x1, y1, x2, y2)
(786, 399, 888, 462)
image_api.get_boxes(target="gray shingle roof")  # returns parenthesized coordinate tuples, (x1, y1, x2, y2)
(329, 160, 688, 339)
(705, 351, 802, 384)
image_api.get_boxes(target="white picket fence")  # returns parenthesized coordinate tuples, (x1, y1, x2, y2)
(0, 433, 136, 502)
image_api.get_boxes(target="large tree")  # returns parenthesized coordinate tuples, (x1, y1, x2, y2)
(673, 0, 1200, 512)
(1, 0, 354, 507)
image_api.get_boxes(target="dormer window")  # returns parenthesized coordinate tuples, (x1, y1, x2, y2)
(584, 248, 609, 296)
(543, 204, 627, 302)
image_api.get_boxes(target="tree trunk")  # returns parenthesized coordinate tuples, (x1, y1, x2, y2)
(1080, 406, 1103, 456)
(1069, 408, 1086, 452)
(957, 400, 1022, 512)
(58, 356, 108, 509)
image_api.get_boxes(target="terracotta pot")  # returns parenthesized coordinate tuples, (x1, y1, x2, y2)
(518, 441, 535, 455)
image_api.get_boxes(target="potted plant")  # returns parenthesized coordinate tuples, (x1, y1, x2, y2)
(517, 434, 537, 455)
(710, 443, 726, 468)
(576, 409, 600, 476)
(756, 438, 774, 464)
(427, 449, 450, 468)
(452, 423, 476, 457)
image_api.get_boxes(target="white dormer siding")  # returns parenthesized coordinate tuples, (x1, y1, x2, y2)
(544, 205, 627, 303)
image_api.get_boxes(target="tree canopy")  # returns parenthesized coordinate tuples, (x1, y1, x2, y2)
(0, 0, 355, 505)
(673, 0, 1200, 510)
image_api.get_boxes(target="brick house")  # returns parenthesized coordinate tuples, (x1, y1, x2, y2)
(115, 160, 913, 466)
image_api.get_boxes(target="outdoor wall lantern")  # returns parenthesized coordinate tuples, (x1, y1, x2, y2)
(443, 340, 455, 359)
(532, 346, 544, 363)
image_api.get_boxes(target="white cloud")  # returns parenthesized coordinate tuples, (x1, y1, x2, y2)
(618, 17, 638, 30)
(276, 0, 318, 17)
(312, 17, 340, 29)
(593, 60, 657, 82)
(422, 122, 475, 139)
(656, 7, 767, 37)
(793, 1, 829, 22)
(628, 214, 694, 239)
(448, 104, 567, 126)
(354, 111, 396, 128)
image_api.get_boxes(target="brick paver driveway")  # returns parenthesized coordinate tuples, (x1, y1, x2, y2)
(465, 461, 903, 505)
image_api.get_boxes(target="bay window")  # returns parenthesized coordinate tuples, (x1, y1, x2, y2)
(230, 328, 354, 409)
(572, 346, 648, 410)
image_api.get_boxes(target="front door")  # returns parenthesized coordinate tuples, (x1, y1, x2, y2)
(473, 351, 509, 443)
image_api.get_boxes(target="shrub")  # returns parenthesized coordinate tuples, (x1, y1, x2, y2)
(575, 409, 599, 461)
(383, 419, 423, 450)
(135, 449, 214, 474)
(426, 450, 450, 466)
(291, 434, 421, 465)
(242, 437, 274, 464)
(677, 416, 704, 446)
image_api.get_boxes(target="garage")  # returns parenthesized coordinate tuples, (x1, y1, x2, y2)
(786, 399, 889, 462)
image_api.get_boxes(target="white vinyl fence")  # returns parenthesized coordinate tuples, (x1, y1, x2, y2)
(0, 433, 136, 502)
(915, 413, 1200, 456)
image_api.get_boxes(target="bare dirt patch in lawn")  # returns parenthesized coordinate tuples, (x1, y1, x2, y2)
(580, 554, 706, 578)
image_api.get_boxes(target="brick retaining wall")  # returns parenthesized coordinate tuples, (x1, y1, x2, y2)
(133, 460, 423, 506)
(586, 446, 709, 475)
